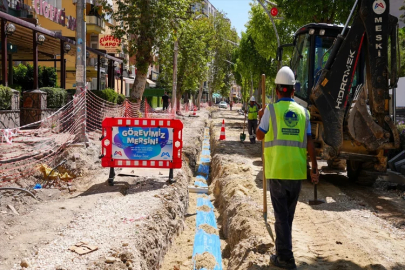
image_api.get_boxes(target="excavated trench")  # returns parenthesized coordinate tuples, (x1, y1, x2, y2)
(162, 110, 276, 270)
(207, 115, 275, 269)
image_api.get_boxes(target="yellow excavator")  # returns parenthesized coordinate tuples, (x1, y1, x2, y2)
(281, 0, 400, 185)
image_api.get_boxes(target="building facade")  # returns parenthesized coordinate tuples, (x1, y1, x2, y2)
(2, 0, 126, 93)
(191, 0, 217, 18)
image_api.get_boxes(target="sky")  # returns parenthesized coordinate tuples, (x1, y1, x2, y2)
(209, 0, 253, 36)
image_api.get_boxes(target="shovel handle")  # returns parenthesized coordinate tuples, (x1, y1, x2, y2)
(314, 184, 317, 201)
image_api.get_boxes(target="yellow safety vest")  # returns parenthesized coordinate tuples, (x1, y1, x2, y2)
(264, 101, 309, 180)
(248, 105, 258, 120)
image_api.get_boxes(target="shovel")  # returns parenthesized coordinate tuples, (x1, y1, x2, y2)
(240, 111, 247, 142)
(309, 169, 325, 205)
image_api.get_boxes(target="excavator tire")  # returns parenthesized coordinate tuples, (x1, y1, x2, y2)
(346, 160, 378, 186)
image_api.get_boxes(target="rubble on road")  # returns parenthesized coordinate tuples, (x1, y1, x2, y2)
(1, 111, 210, 270)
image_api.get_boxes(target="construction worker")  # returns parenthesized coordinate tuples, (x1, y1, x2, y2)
(245, 96, 261, 144)
(256, 66, 319, 270)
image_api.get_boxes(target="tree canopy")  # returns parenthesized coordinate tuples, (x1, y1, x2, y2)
(274, 0, 356, 25)
(100, 0, 193, 102)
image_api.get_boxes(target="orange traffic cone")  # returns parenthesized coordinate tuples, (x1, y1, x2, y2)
(219, 119, 226, 140)
(193, 106, 197, 116)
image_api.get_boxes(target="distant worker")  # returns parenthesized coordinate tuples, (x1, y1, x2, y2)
(162, 91, 170, 111)
(245, 96, 260, 144)
(256, 66, 319, 270)
(230, 100, 233, 111)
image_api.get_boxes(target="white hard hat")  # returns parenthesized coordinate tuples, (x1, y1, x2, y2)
(250, 96, 255, 102)
(275, 66, 295, 86)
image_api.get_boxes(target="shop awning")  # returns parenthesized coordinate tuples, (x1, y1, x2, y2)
(146, 79, 156, 88)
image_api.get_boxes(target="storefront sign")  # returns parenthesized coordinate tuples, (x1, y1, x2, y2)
(101, 118, 183, 169)
(99, 34, 121, 53)
(33, 0, 76, 31)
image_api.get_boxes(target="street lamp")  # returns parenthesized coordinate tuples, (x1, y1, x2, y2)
(37, 34, 45, 45)
(5, 23, 16, 36)
(63, 43, 71, 53)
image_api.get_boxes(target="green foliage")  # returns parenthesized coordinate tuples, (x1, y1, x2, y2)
(117, 94, 126, 105)
(209, 13, 239, 99)
(91, 88, 121, 104)
(40, 87, 67, 108)
(400, 1, 405, 24)
(274, 0, 356, 25)
(0, 85, 13, 110)
(13, 64, 57, 91)
(100, 0, 193, 101)
(159, 14, 217, 99)
(399, 28, 405, 77)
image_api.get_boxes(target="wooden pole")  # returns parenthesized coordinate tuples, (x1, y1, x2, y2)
(261, 74, 267, 221)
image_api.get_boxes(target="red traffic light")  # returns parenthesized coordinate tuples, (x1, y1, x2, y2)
(270, 7, 278, 17)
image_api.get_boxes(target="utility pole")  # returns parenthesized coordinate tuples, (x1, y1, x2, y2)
(75, 0, 86, 94)
(75, 0, 87, 142)
(172, 39, 178, 112)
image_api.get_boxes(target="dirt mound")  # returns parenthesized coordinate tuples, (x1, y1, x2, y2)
(195, 252, 217, 270)
(197, 205, 212, 212)
(198, 224, 218, 235)
(209, 133, 274, 269)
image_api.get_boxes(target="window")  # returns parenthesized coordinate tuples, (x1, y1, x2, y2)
(90, 35, 98, 49)
(291, 34, 311, 100)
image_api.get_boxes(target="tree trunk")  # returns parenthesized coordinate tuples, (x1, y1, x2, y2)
(197, 80, 203, 110)
(176, 91, 181, 111)
(130, 71, 147, 103)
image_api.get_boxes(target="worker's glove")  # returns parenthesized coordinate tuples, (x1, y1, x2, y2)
(310, 168, 320, 184)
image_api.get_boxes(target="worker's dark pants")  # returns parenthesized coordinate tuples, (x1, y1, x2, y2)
(163, 102, 169, 110)
(269, 179, 302, 260)
(247, 119, 257, 143)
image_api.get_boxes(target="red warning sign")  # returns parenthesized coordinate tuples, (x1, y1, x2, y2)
(101, 118, 183, 169)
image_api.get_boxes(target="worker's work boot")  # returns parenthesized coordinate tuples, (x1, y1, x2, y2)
(270, 255, 297, 270)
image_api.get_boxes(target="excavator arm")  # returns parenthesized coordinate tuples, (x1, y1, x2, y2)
(311, 0, 399, 156)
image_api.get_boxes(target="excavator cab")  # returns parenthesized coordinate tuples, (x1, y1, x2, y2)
(290, 24, 363, 107)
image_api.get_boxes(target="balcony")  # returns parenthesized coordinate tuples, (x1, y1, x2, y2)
(87, 16, 105, 34)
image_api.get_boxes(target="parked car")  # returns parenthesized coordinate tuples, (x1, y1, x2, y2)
(219, 101, 228, 109)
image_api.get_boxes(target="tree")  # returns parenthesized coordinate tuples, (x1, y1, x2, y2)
(400, 0, 405, 24)
(100, 0, 193, 103)
(274, 0, 356, 25)
(208, 13, 238, 104)
(231, 32, 275, 103)
(158, 14, 215, 109)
